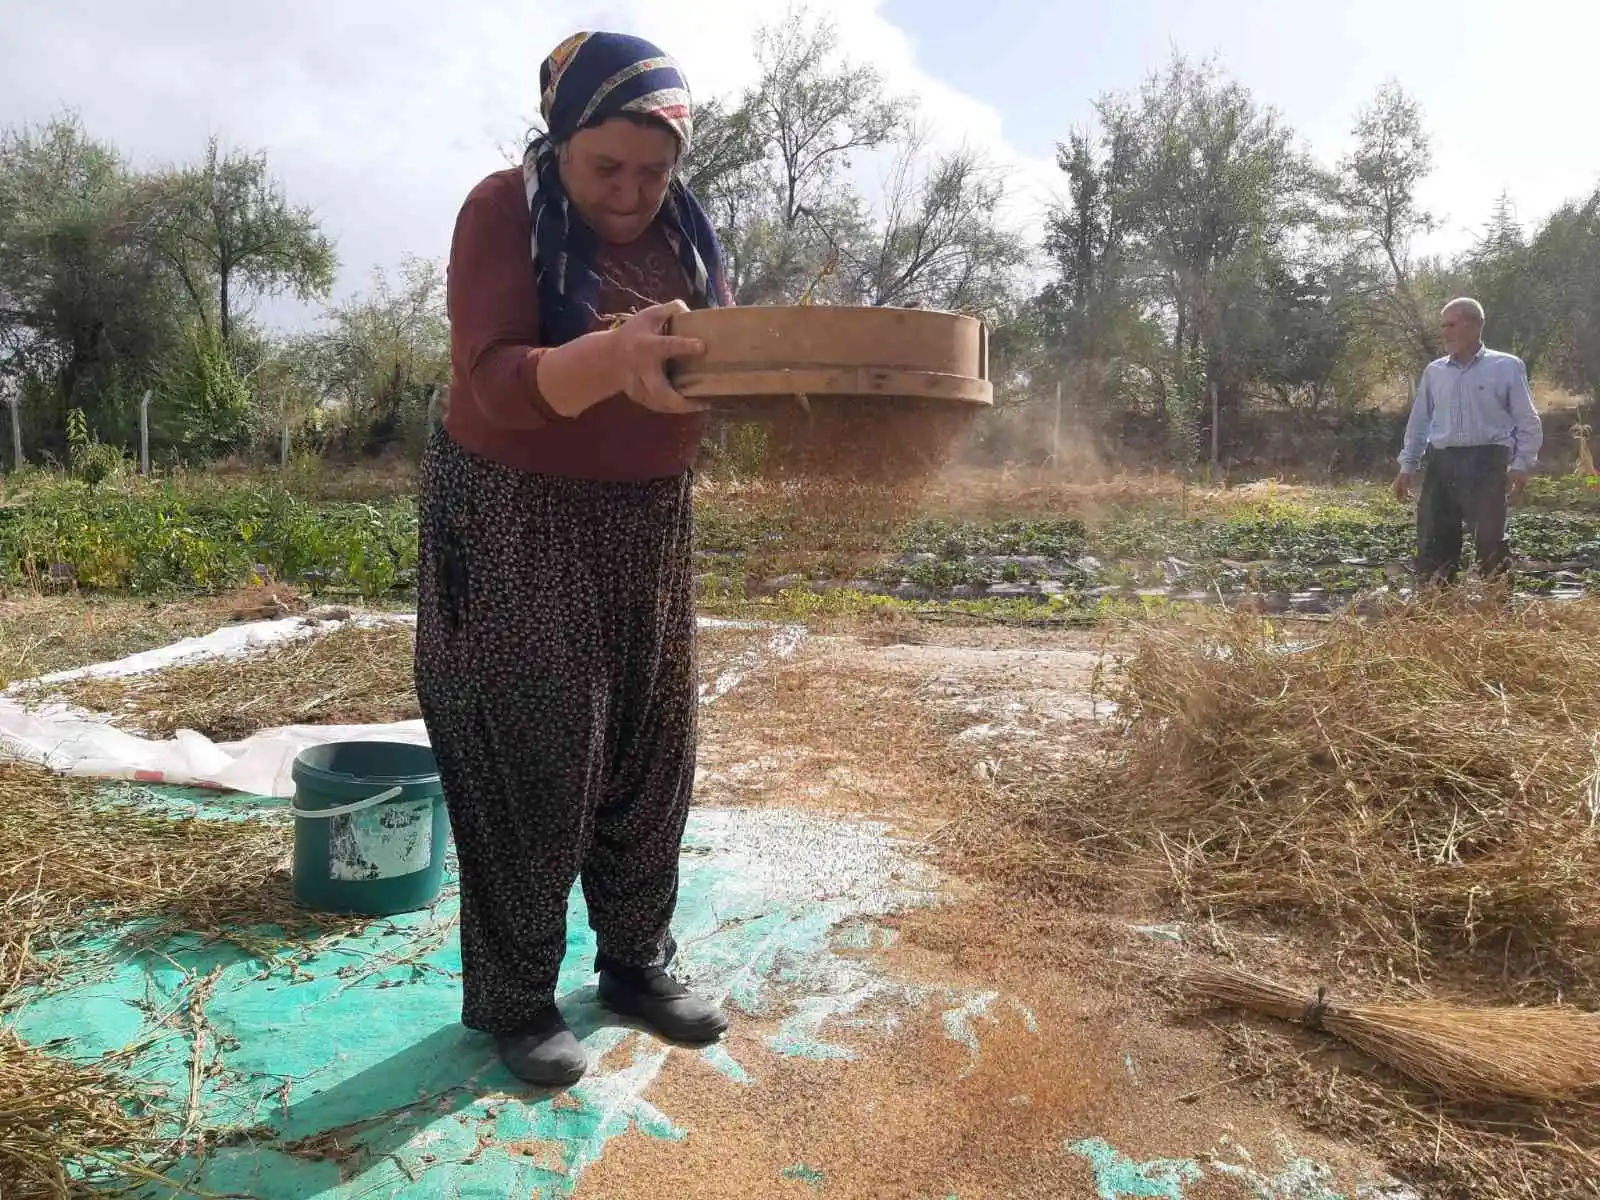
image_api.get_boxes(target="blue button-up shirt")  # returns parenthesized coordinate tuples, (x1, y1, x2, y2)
(1398, 345, 1543, 473)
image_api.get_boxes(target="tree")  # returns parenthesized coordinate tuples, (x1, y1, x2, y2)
(679, 95, 768, 228)
(677, 93, 779, 303)
(749, 6, 908, 230)
(1044, 133, 1119, 355)
(152, 321, 253, 462)
(1229, 259, 1362, 413)
(1037, 123, 1163, 410)
(1040, 55, 1320, 446)
(1463, 192, 1544, 369)
(310, 255, 448, 453)
(1528, 190, 1600, 402)
(140, 139, 336, 346)
(1118, 57, 1316, 385)
(241, 331, 324, 460)
(0, 113, 186, 450)
(713, 6, 909, 304)
(1337, 82, 1438, 368)
(842, 131, 1026, 312)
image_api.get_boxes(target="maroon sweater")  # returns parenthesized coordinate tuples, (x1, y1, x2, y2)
(441, 168, 705, 481)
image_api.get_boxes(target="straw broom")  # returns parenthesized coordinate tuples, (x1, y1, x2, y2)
(1184, 962, 1600, 1104)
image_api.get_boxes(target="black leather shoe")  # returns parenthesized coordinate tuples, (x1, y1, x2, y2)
(598, 966, 729, 1045)
(495, 1006, 587, 1088)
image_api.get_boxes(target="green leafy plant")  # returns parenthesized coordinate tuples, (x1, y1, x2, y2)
(64, 407, 124, 488)
(154, 323, 253, 463)
(0, 473, 416, 596)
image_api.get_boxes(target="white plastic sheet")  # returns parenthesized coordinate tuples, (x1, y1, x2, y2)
(0, 612, 802, 797)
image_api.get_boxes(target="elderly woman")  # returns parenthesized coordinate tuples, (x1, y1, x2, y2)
(416, 31, 732, 1087)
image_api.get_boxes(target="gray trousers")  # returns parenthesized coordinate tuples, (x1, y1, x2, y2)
(1416, 445, 1510, 583)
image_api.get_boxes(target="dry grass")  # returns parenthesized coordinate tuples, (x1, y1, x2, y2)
(915, 464, 1197, 513)
(0, 585, 331, 694)
(1185, 962, 1600, 1104)
(695, 465, 1193, 533)
(1368, 381, 1588, 415)
(0, 760, 365, 1197)
(0, 1030, 171, 1200)
(696, 461, 1368, 531)
(30, 619, 794, 743)
(0, 760, 360, 997)
(0, 596, 385, 1195)
(32, 621, 419, 740)
(0, 596, 223, 692)
(934, 595, 1600, 1197)
(972, 595, 1600, 1002)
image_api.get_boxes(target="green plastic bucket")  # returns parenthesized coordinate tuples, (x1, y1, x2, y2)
(290, 741, 448, 916)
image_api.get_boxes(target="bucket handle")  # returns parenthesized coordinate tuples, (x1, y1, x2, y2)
(290, 786, 403, 820)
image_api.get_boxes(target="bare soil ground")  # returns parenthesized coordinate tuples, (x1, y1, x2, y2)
(681, 626, 1413, 1199)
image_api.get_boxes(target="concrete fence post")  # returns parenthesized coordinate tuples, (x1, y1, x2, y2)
(5, 393, 22, 471)
(139, 390, 153, 474)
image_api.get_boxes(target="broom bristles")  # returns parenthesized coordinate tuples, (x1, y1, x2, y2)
(1184, 962, 1600, 1104)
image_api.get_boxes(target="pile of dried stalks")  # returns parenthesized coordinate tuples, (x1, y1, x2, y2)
(0, 1031, 166, 1199)
(0, 761, 359, 994)
(0, 596, 222, 692)
(991, 596, 1600, 999)
(937, 597, 1600, 1194)
(0, 761, 365, 1195)
(33, 621, 418, 741)
(34, 619, 784, 744)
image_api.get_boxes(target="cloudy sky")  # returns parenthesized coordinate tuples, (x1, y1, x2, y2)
(4, 0, 1596, 330)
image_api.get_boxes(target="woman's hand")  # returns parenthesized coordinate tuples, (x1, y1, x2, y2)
(613, 300, 708, 413)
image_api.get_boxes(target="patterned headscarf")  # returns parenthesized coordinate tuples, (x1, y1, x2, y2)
(522, 31, 731, 346)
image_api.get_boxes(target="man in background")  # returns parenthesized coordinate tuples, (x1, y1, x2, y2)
(1392, 298, 1543, 583)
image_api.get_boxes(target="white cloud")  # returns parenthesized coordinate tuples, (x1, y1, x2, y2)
(0, 0, 1061, 330)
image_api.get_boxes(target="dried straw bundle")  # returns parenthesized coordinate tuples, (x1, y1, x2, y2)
(1080, 596, 1600, 993)
(32, 621, 418, 741)
(1186, 962, 1600, 1105)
